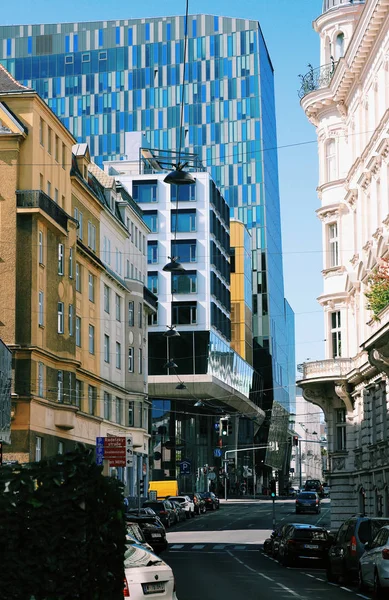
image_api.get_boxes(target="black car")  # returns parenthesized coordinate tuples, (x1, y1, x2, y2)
(305, 479, 324, 497)
(200, 491, 220, 510)
(125, 510, 168, 555)
(278, 524, 331, 567)
(142, 500, 176, 528)
(264, 524, 291, 558)
(188, 492, 206, 515)
(327, 516, 389, 583)
(295, 491, 321, 514)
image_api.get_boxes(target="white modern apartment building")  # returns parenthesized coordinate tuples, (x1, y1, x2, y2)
(290, 390, 323, 490)
(105, 138, 265, 490)
(299, 0, 389, 528)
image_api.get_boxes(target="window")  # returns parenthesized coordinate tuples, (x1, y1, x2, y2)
(148, 311, 158, 326)
(39, 118, 44, 146)
(143, 210, 158, 232)
(148, 272, 158, 294)
(171, 209, 196, 233)
(54, 188, 58, 204)
(75, 210, 83, 240)
(58, 302, 64, 334)
(147, 241, 158, 264)
(135, 227, 138, 249)
(128, 347, 134, 372)
(88, 274, 94, 302)
(40, 173, 44, 190)
(68, 304, 74, 336)
(116, 342, 121, 369)
(104, 284, 110, 313)
(128, 401, 134, 426)
(126, 260, 130, 279)
(115, 249, 122, 275)
(104, 334, 110, 363)
(116, 397, 122, 424)
(104, 392, 111, 420)
(76, 263, 81, 292)
(47, 181, 51, 198)
(172, 301, 197, 325)
(88, 385, 95, 415)
(326, 138, 337, 182)
(335, 32, 345, 60)
(58, 441, 64, 455)
(38, 230, 44, 264)
(62, 143, 66, 169)
(58, 243, 64, 275)
(336, 408, 346, 451)
(138, 348, 143, 374)
(82, 53, 90, 62)
(35, 436, 42, 461)
(47, 127, 52, 154)
(115, 294, 121, 321)
(76, 316, 81, 347)
(55, 135, 59, 162)
(171, 240, 197, 263)
(171, 183, 196, 202)
(138, 303, 143, 328)
(38, 362, 44, 397)
(328, 223, 339, 268)
(172, 271, 197, 294)
(57, 370, 63, 402)
(102, 236, 111, 264)
(38, 291, 44, 326)
(132, 180, 158, 203)
(88, 221, 96, 251)
(143, 405, 148, 430)
(89, 324, 95, 354)
(75, 379, 81, 408)
(128, 301, 134, 326)
(331, 311, 342, 358)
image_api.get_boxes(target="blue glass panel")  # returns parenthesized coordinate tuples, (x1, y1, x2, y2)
(166, 23, 171, 41)
(132, 46, 137, 67)
(116, 27, 120, 45)
(145, 23, 150, 41)
(98, 29, 103, 47)
(214, 16, 219, 32)
(27, 36, 32, 55)
(128, 28, 133, 46)
(192, 19, 197, 37)
(65, 35, 70, 53)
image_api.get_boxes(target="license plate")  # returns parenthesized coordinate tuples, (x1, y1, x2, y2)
(151, 533, 162, 538)
(143, 582, 165, 594)
(304, 544, 319, 549)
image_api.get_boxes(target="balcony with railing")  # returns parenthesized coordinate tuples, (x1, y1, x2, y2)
(302, 358, 353, 380)
(322, 0, 364, 14)
(298, 61, 338, 100)
(16, 190, 70, 230)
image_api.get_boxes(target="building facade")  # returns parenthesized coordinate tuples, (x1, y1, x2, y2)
(0, 338, 11, 446)
(299, 0, 389, 527)
(105, 147, 265, 491)
(0, 15, 295, 474)
(0, 66, 153, 493)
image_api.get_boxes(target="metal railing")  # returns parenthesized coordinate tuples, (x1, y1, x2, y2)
(298, 60, 338, 99)
(16, 190, 69, 230)
(322, 0, 364, 13)
(302, 358, 353, 379)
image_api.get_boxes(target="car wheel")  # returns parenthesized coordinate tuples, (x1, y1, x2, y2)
(281, 551, 290, 567)
(358, 568, 367, 592)
(374, 570, 383, 599)
(326, 564, 338, 584)
(191, 510, 195, 518)
(212, 503, 216, 511)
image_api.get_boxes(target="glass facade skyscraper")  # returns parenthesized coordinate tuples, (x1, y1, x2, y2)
(0, 14, 295, 469)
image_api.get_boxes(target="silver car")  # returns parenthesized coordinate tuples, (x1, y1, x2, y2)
(359, 525, 389, 597)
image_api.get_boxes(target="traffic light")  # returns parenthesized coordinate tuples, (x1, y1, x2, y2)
(139, 479, 144, 495)
(221, 418, 228, 436)
(293, 435, 299, 446)
(270, 479, 276, 497)
(227, 421, 233, 436)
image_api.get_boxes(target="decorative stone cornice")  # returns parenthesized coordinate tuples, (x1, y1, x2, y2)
(350, 253, 360, 267)
(362, 240, 373, 253)
(366, 154, 382, 176)
(344, 188, 358, 210)
(357, 170, 372, 190)
(322, 265, 346, 278)
(316, 203, 343, 223)
(373, 227, 383, 240)
(334, 381, 353, 412)
(368, 348, 389, 378)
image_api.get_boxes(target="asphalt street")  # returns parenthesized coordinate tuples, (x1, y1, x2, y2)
(162, 499, 372, 600)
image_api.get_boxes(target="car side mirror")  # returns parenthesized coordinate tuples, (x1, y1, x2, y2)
(364, 542, 371, 551)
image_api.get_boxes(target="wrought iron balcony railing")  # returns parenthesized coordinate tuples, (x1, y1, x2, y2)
(298, 60, 338, 100)
(16, 190, 69, 230)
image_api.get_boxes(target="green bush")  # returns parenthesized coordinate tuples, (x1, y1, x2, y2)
(366, 268, 389, 319)
(0, 446, 126, 600)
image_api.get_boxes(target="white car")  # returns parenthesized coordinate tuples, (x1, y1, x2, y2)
(124, 543, 178, 599)
(167, 495, 195, 519)
(359, 525, 389, 596)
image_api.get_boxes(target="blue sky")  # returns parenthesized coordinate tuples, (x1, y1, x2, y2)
(1, 0, 325, 367)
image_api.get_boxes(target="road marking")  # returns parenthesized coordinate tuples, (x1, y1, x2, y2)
(316, 578, 325, 582)
(258, 573, 274, 582)
(233, 545, 246, 550)
(170, 544, 184, 549)
(192, 544, 205, 550)
(213, 544, 226, 549)
(315, 508, 330, 525)
(340, 586, 352, 592)
(305, 574, 315, 578)
(276, 582, 300, 596)
(357, 595, 370, 600)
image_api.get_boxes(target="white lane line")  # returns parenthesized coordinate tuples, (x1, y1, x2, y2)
(315, 508, 330, 525)
(192, 544, 205, 550)
(276, 582, 300, 596)
(315, 578, 325, 582)
(357, 595, 370, 600)
(327, 583, 337, 586)
(340, 586, 352, 592)
(259, 573, 274, 582)
(213, 544, 226, 549)
(170, 544, 184, 549)
(305, 574, 315, 578)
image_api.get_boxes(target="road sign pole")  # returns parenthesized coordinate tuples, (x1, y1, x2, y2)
(223, 459, 228, 501)
(272, 496, 276, 529)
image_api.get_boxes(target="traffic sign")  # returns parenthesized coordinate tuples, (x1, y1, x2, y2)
(126, 436, 133, 467)
(179, 460, 192, 475)
(213, 448, 222, 458)
(95, 436, 133, 467)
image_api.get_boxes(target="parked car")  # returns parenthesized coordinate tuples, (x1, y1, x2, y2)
(264, 524, 292, 558)
(359, 525, 389, 597)
(167, 495, 195, 519)
(327, 516, 389, 583)
(200, 491, 220, 510)
(170, 500, 186, 523)
(123, 543, 178, 599)
(278, 524, 332, 567)
(304, 479, 324, 497)
(125, 511, 168, 555)
(322, 484, 330, 498)
(295, 491, 321, 514)
(187, 492, 206, 515)
(142, 500, 176, 528)
(125, 521, 153, 552)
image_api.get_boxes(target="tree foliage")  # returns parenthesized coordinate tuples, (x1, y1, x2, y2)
(0, 446, 126, 600)
(365, 259, 389, 319)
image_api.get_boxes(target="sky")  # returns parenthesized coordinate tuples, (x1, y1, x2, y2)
(1, 0, 325, 368)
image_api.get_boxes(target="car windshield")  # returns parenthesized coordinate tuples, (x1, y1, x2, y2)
(170, 497, 185, 503)
(124, 545, 163, 568)
(293, 529, 328, 540)
(298, 493, 316, 500)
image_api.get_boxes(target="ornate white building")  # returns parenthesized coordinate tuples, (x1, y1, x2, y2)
(299, 0, 389, 529)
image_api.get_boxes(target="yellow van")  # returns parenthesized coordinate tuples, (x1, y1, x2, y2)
(148, 480, 179, 500)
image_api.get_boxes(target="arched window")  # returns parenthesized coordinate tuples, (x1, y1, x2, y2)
(325, 138, 337, 182)
(335, 33, 345, 60)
